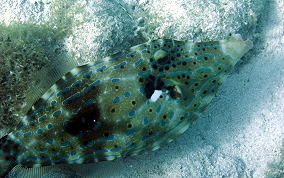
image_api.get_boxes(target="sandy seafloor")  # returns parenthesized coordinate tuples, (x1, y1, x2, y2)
(0, 0, 283, 177)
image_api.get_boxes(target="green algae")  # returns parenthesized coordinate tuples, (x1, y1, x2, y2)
(0, 0, 85, 137)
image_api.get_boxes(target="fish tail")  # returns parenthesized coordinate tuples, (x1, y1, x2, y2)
(0, 135, 20, 178)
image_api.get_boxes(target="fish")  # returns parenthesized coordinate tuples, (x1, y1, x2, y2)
(0, 34, 253, 177)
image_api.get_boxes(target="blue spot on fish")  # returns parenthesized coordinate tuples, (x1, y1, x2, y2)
(40, 156, 50, 161)
(128, 110, 136, 117)
(47, 124, 52, 129)
(45, 107, 51, 112)
(75, 132, 83, 138)
(99, 135, 114, 141)
(85, 100, 94, 106)
(51, 151, 59, 155)
(110, 146, 122, 152)
(13, 132, 20, 136)
(169, 111, 174, 120)
(23, 132, 32, 137)
(113, 61, 127, 69)
(139, 87, 145, 94)
(93, 122, 101, 131)
(79, 145, 86, 149)
(112, 96, 120, 103)
(95, 149, 108, 153)
(37, 129, 43, 134)
(47, 139, 54, 144)
(71, 80, 82, 87)
(138, 70, 151, 77)
(196, 53, 215, 60)
(143, 117, 149, 125)
(83, 80, 101, 92)
(124, 91, 131, 97)
(160, 120, 166, 127)
(40, 148, 48, 153)
(21, 124, 27, 130)
(126, 51, 137, 57)
(32, 156, 38, 160)
(56, 87, 70, 97)
(142, 132, 158, 141)
(141, 49, 147, 54)
(70, 151, 77, 156)
(214, 61, 221, 66)
(126, 128, 136, 136)
(111, 78, 120, 83)
(134, 58, 143, 66)
(52, 110, 62, 117)
(82, 70, 93, 78)
(88, 141, 94, 146)
(62, 93, 80, 105)
(58, 155, 70, 160)
(196, 67, 212, 73)
(169, 71, 193, 77)
(29, 121, 36, 126)
(38, 115, 46, 122)
(156, 105, 162, 113)
(60, 141, 71, 147)
(96, 65, 106, 72)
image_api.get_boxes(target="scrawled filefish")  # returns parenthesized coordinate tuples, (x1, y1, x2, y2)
(0, 34, 253, 177)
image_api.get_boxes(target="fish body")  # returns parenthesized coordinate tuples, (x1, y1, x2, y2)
(0, 34, 253, 177)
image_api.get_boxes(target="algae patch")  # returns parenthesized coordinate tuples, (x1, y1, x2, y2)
(0, 0, 84, 137)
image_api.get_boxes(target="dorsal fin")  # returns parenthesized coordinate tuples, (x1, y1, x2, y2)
(22, 54, 81, 116)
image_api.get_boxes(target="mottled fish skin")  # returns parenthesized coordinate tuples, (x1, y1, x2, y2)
(0, 34, 253, 177)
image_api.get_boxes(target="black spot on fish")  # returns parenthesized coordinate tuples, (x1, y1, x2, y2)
(103, 132, 109, 137)
(157, 54, 170, 65)
(64, 103, 101, 136)
(144, 75, 156, 99)
(138, 77, 144, 83)
(158, 67, 164, 72)
(155, 78, 165, 90)
(152, 64, 158, 70)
